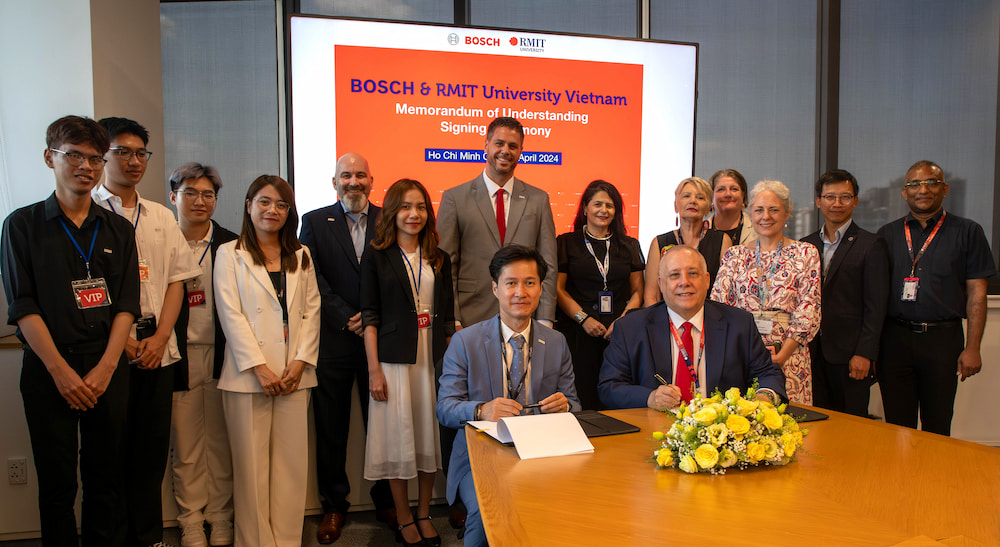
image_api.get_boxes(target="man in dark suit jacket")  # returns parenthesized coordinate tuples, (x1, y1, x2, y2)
(801, 169, 889, 417)
(437, 117, 557, 328)
(599, 246, 786, 410)
(437, 245, 580, 547)
(299, 153, 394, 543)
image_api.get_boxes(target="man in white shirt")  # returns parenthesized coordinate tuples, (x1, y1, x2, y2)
(93, 117, 200, 547)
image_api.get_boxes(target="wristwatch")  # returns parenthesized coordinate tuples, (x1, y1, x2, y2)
(574, 310, 588, 324)
(474, 403, 484, 421)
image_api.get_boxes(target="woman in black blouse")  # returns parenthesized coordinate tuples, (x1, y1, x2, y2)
(555, 180, 644, 410)
(643, 176, 732, 306)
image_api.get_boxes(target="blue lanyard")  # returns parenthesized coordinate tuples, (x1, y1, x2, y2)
(59, 217, 100, 279)
(107, 200, 141, 232)
(399, 245, 423, 309)
(198, 228, 214, 266)
(754, 239, 784, 308)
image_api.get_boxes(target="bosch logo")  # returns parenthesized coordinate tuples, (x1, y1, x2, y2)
(447, 33, 459, 46)
(465, 36, 500, 47)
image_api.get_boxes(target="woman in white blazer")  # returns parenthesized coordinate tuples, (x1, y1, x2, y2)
(214, 175, 319, 547)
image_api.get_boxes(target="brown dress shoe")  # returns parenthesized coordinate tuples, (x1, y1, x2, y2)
(317, 512, 346, 544)
(448, 507, 466, 529)
(374, 507, 398, 529)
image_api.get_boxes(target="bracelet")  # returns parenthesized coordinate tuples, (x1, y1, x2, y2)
(574, 310, 588, 324)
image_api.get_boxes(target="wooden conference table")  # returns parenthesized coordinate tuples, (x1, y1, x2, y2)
(467, 407, 1000, 546)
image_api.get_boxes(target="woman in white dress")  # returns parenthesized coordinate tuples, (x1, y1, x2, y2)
(360, 179, 455, 547)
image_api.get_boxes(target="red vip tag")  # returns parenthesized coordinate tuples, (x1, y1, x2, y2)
(79, 287, 108, 308)
(417, 312, 431, 329)
(188, 290, 206, 306)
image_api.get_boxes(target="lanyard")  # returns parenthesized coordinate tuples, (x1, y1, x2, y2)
(59, 217, 100, 279)
(669, 319, 704, 390)
(583, 230, 611, 290)
(675, 220, 709, 247)
(400, 245, 423, 309)
(903, 211, 946, 277)
(107, 200, 141, 232)
(754, 239, 784, 308)
(499, 318, 533, 402)
(197, 229, 214, 267)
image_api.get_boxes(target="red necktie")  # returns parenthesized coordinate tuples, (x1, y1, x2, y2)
(675, 321, 695, 403)
(496, 189, 506, 244)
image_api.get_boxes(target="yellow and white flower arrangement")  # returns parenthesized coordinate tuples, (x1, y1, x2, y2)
(651, 384, 808, 474)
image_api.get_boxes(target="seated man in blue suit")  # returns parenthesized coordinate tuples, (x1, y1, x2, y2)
(599, 245, 786, 410)
(437, 245, 581, 547)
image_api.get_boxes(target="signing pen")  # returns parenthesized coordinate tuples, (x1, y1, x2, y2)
(654, 373, 669, 385)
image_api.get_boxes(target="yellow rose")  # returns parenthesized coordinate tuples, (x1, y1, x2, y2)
(725, 387, 741, 403)
(782, 414, 798, 430)
(762, 408, 783, 431)
(692, 406, 719, 425)
(718, 448, 738, 468)
(706, 423, 729, 446)
(746, 442, 766, 463)
(694, 444, 719, 469)
(678, 454, 698, 473)
(652, 431, 665, 441)
(709, 402, 727, 416)
(726, 414, 751, 436)
(762, 438, 779, 459)
(737, 398, 759, 416)
(780, 433, 797, 457)
(656, 448, 674, 468)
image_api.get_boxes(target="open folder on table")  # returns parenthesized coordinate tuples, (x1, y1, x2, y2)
(468, 412, 595, 460)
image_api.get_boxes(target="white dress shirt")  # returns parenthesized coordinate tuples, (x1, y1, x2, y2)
(666, 306, 707, 398)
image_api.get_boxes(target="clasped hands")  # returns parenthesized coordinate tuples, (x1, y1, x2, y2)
(253, 360, 306, 396)
(478, 392, 570, 421)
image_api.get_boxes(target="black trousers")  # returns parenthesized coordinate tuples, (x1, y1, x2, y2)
(125, 364, 174, 547)
(877, 320, 963, 436)
(809, 338, 873, 417)
(313, 353, 392, 514)
(21, 346, 129, 547)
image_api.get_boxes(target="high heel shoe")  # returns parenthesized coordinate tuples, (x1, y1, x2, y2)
(396, 520, 425, 547)
(415, 516, 441, 547)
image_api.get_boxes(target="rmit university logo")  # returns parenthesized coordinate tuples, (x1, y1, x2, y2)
(509, 37, 518, 46)
(510, 36, 546, 52)
(447, 33, 460, 46)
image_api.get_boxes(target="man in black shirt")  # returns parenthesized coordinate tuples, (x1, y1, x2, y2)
(876, 160, 996, 436)
(1, 116, 140, 545)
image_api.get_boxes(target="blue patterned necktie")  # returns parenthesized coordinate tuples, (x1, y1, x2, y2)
(509, 333, 526, 405)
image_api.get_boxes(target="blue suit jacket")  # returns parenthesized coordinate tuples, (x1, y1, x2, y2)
(436, 316, 581, 504)
(598, 300, 787, 409)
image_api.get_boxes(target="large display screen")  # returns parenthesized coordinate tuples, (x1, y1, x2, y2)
(289, 16, 697, 247)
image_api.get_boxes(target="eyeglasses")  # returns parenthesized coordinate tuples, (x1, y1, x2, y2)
(819, 194, 856, 204)
(109, 147, 153, 162)
(179, 189, 217, 202)
(253, 197, 290, 213)
(904, 179, 944, 189)
(49, 148, 107, 167)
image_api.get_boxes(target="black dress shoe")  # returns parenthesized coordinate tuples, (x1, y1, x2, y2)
(447, 507, 466, 529)
(415, 516, 441, 547)
(317, 512, 346, 544)
(396, 521, 425, 547)
(375, 507, 398, 529)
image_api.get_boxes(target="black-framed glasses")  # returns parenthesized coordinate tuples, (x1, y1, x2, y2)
(179, 189, 217, 202)
(109, 147, 153, 162)
(904, 179, 944, 189)
(49, 148, 107, 167)
(819, 194, 856, 204)
(253, 197, 290, 212)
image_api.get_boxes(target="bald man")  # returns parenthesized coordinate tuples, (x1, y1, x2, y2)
(598, 246, 786, 409)
(299, 153, 394, 543)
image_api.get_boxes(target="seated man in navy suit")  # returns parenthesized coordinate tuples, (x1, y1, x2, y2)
(599, 245, 786, 410)
(437, 245, 580, 547)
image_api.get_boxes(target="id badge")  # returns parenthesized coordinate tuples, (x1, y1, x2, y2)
(901, 277, 919, 301)
(598, 291, 613, 314)
(417, 308, 432, 329)
(72, 278, 112, 309)
(138, 259, 150, 282)
(755, 317, 773, 335)
(187, 290, 206, 306)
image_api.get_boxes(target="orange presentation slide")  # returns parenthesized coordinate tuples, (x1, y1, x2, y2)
(334, 45, 644, 235)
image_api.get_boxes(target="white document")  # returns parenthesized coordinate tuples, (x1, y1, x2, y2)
(468, 413, 594, 460)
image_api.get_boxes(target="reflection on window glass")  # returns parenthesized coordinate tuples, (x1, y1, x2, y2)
(839, 0, 997, 238)
(651, 0, 818, 239)
(471, 0, 637, 38)
(161, 0, 280, 232)
(301, 0, 453, 23)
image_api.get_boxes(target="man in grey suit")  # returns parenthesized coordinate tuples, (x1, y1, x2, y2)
(437, 116, 557, 329)
(437, 245, 580, 547)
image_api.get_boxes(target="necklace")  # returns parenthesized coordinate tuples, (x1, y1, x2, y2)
(584, 227, 612, 241)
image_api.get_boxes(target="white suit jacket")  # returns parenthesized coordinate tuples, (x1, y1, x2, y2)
(214, 241, 320, 393)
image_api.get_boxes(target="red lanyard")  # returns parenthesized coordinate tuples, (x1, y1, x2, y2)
(903, 211, 946, 277)
(669, 319, 704, 390)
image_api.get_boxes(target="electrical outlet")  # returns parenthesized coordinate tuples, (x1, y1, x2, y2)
(8, 457, 27, 485)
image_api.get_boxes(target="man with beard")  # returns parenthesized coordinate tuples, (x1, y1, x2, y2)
(299, 153, 395, 543)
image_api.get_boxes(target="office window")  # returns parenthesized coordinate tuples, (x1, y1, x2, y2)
(161, 0, 281, 231)
(651, 0, 819, 239)
(299, 0, 453, 23)
(839, 0, 998, 239)
(470, 0, 637, 38)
